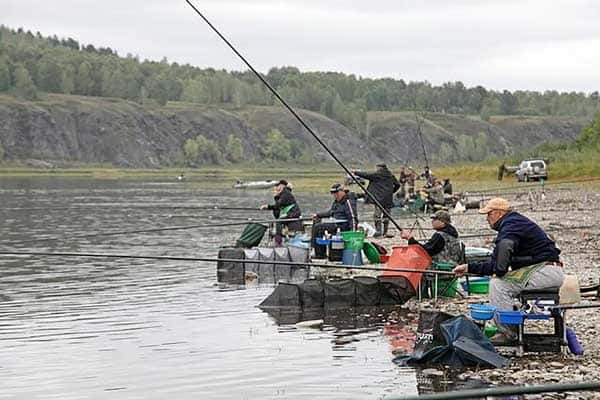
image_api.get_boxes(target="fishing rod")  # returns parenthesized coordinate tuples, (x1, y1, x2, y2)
(1, 205, 268, 212)
(391, 381, 600, 400)
(414, 112, 429, 170)
(0, 217, 317, 246)
(184, 0, 411, 231)
(467, 176, 600, 195)
(0, 250, 464, 277)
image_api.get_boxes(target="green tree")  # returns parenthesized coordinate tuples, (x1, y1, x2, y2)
(577, 112, 600, 148)
(225, 134, 243, 163)
(37, 55, 62, 92)
(183, 138, 200, 166)
(12, 64, 37, 100)
(262, 128, 291, 161)
(75, 60, 93, 95)
(0, 56, 10, 91)
(0, 142, 5, 161)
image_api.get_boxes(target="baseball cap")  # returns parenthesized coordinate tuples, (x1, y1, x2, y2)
(431, 210, 451, 224)
(329, 183, 343, 193)
(478, 197, 512, 214)
(274, 179, 288, 186)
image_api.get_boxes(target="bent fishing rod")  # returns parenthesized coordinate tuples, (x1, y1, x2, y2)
(0, 250, 463, 277)
(0, 217, 317, 246)
(184, 0, 416, 229)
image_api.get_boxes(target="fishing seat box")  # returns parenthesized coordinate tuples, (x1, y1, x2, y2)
(518, 287, 566, 354)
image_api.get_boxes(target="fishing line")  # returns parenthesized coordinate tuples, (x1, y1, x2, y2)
(184, 0, 418, 229)
(0, 217, 314, 246)
(0, 250, 462, 276)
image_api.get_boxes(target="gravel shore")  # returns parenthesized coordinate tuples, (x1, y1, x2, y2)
(313, 188, 600, 399)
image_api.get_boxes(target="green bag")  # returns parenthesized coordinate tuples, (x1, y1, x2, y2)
(235, 223, 268, 248)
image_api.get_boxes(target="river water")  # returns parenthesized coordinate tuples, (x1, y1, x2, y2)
(0, 176, 423, 399)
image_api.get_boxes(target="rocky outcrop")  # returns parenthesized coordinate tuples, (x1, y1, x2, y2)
(0, 94, 589, 167)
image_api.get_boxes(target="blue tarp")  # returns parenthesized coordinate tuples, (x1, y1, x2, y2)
(394, 315, 509, 369)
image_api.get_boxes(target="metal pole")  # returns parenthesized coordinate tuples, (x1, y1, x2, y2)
(389, 381, 600, 400)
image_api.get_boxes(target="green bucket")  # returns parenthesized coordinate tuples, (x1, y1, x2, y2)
(362, 242, 380, 264)
(433, 278, 457, 297)
(433, 262, 455, 271)
(341, 231, 365, 251)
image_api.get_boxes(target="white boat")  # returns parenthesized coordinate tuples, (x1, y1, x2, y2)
(233, 180, 276, 189)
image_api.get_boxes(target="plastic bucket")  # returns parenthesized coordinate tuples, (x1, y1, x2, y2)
(342, 248, 363, 266)
(341, 231, 365, 251)
(497, 310, 525, 325)
(461, 277, 490, 294)
(433, 278, 457, 297)
(469, 303, 496, 321)
(362, 242, 380, 264)
(433, 262, 454, 271)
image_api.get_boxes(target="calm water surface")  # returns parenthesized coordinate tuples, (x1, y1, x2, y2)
(0, 176, 420, 399)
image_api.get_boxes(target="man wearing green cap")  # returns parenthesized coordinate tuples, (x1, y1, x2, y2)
(400, 210, 463, 264)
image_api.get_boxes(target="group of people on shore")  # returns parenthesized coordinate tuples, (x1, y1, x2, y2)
(260, 172, 565, 344)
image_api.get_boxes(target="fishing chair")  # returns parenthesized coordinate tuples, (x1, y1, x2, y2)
(513, 287, 566, 356)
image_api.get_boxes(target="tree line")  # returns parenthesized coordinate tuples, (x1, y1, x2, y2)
(1, 25, 600, 134)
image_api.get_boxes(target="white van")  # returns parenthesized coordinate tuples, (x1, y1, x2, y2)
(516, 159, 548, 182)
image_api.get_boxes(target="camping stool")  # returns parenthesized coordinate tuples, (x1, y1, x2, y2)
(516, 287, 566, 355)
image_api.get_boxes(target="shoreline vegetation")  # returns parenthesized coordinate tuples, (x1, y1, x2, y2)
(1, 160, 599, 192)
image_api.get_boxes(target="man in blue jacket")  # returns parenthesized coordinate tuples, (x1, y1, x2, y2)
(453, 197, 564, 341)
(310, 183, 359, 259)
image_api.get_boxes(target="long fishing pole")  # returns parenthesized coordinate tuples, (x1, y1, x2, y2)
(0, 250, 464, 276)
(467, 176, 600, 195)
(184, 0, 409, 231)
(0, 217, 316, 246)
(390, 381, 600, 400)
(414, 112, 429, 169)
(1, 205, 268, 212)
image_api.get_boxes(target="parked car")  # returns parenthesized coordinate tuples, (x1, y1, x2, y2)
(516, 159, 548, 182)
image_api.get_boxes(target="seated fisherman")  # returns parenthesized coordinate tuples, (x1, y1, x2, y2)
(424, 179, 445, 210)
(452, 197, 564, 342)
(310, 183, 359, 259)
(260, 179, 302, 246)
(400, 210, 463, 264)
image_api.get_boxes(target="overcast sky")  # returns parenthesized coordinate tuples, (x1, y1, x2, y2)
(4, 0, 600, 93)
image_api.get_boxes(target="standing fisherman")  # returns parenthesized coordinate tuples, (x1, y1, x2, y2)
(353, 163, 400, 238)
(260, 179, 303, 246)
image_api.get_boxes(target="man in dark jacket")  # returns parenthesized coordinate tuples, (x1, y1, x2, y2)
(261, 179, 302, 246)
(310, 183, 359, 259)
(353, 163, 400, 238)
(453, 197, 564, 341)
(400, 210, 463, 264)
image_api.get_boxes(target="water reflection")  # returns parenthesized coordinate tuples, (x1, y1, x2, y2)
(0, 176, 419, 399)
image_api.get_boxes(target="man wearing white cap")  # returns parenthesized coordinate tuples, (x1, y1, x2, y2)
(453, 197, 564, 342)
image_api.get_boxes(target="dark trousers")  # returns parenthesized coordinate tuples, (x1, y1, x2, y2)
(274, 220, 304, 246)
(373, 207, 391, 235)
(311, 222, 344, 259)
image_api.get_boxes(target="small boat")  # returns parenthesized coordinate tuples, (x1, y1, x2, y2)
(233, 179, 276, 189)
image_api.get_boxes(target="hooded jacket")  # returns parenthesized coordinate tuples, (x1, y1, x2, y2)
(354, 166, 400, 208)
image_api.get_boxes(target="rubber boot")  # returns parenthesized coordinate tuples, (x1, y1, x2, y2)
(374, 221, 382, 238)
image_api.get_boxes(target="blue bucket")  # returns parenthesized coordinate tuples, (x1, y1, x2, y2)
(497, 310, 525, 325)
(469, 303, 496, 321)
(342, 248, 363, 266)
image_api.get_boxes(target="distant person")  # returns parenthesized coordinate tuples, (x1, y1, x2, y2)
(498, 162, 506, 181)
(397, 167, 409, 200)
(260, 179, 302, 246)
(442, 178, 453, 195)
(400, 210, 463, 264)
(310, 183, 358, 259)
(177, 172, 185, 181)
(424, 179, 445, 210)
(452, 198, 564, 343)
(421, 166, 434, 188)
(406, 168, 417, 198)
(353, 163, 400, 238)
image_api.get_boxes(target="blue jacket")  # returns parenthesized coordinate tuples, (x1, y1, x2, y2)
(317, 192, 358, 231)
(468, 211, 560, 277)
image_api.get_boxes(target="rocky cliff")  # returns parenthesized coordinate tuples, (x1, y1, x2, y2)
(0, 94, 589, 168)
